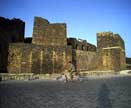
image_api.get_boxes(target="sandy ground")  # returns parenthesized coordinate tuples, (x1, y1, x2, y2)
(0, 76, 131, 108)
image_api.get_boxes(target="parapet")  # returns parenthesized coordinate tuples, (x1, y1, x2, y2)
(67, 37, 96, 51)
(32, 16, 67, 47)
(97, 31, 113, 37)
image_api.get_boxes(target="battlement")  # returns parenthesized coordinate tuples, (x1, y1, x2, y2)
(97, 32, 113, 37)
(32, 16, 67, 46)
(67, 38, 96, 51)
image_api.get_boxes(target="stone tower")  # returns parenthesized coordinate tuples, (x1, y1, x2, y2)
(0, 17, 25, 72)
(97, 32, 126, 71)
(32, 17, 67, 46)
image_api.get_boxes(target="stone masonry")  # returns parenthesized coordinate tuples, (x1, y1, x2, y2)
(0, 17, 25, 72)
(32, 17, 67, 46)
(67, 38, 97, 71)
(7, 17, 72, 74)
(0, 16, 127, 74)
(97, 32, 126, 71)
(8, 44, 72, 74)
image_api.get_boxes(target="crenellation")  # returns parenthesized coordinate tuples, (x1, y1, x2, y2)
(67, 37, 96, 51)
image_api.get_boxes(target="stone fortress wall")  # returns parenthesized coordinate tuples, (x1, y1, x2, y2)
(8, 44, 72, 74)
(0, 17, 25, 72)
(67, 38, 97, 71)
(0, 16, 128, 74)
(7, 17, 72, 74)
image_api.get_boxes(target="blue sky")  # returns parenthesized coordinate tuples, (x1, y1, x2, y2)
(0, 0, 131, 57)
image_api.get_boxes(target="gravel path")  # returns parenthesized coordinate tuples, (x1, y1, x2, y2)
(0, 76, 131, 108)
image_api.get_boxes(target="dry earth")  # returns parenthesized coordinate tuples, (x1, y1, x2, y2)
(0, 76, 131, 108)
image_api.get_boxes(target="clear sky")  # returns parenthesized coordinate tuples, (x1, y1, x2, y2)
(0, 0, 131, 57)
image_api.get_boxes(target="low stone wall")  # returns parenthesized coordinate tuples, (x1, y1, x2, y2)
(0, 73, 61, 81)
(80, 70, 117, 76)
(0, 71, 118, 81)
(0, 73, 33, 81)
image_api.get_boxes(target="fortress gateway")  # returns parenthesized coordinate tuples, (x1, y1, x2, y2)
(0, 16, 126, 74)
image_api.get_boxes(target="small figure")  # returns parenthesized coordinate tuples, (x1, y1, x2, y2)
(67, 61, 75, 81)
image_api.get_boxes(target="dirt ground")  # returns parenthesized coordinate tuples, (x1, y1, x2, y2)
(0, 76, 131, 108)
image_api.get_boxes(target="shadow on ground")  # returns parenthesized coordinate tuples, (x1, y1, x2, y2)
(97, 83, 113, 108)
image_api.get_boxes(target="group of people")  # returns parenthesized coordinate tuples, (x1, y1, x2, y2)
(61, 61, 81, 83)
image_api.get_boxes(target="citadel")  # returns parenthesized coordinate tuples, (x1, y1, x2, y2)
(0, 16, 130, 79)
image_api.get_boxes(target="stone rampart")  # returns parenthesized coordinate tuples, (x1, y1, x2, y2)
(8, 43, 72, 74)
(0, 16, 128, 75)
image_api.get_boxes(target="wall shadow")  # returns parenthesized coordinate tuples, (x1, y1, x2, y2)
(0, 36, 9, 73)
(97, 83, 113, 108)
